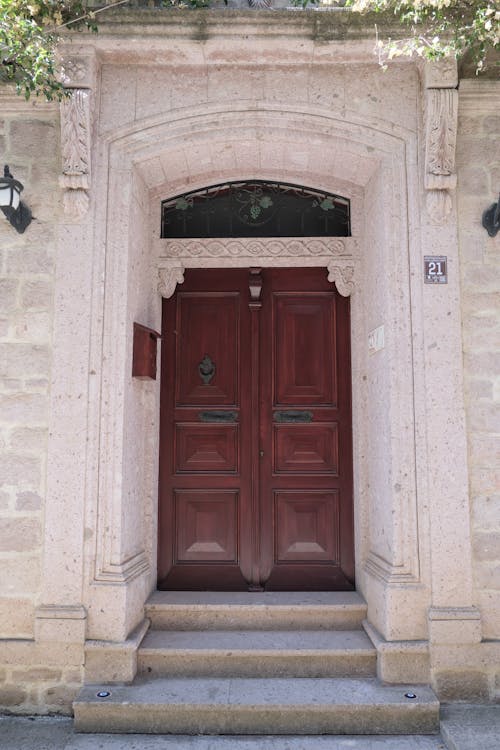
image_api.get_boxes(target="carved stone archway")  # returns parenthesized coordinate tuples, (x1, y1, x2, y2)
(80, 104, 425, 650)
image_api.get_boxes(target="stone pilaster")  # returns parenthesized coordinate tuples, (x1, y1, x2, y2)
(419, 59, 485, 700)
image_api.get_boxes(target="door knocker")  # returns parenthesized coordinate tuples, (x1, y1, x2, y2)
(198, 354, 216, 385)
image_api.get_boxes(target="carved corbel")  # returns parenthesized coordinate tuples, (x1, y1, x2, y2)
(59, 89, 91, 219)
(327, 264, 355, 297)
(423, 60, 458, 224)
(158, 266, 185, 298)
(58, 50, 95, 220)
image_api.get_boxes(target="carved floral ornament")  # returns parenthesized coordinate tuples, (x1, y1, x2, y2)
(423, 60, 458, 225)
(59, 88, 91, 219)
(157, 237, 357, 299)
(57, 49, 96, 220)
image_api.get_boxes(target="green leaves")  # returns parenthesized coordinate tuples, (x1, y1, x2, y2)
(0, 1, 98, 100)
(346, 0, 500, 72)
(1, 0, 498, 101)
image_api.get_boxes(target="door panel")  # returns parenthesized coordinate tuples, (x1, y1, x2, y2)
(158, 272, 251, 589)
(259, 269, 353, 590)
(274, 491, 340, 562)
(274, 295, 336, 405)
(176, 294, 240, 406)
(174, 424, 239, 473)
(158, 268, 353, 590)
(273, 424, 339, 474)
(174, 490, 239, 562)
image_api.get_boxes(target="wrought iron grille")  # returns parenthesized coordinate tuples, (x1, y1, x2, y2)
(161, 181, 350, 238)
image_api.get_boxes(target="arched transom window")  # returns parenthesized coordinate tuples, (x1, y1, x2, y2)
(161, 181, 350, 238)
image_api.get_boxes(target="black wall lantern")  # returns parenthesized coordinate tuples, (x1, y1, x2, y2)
(0, 165, 32, 234)
(482, 193, 500, 238)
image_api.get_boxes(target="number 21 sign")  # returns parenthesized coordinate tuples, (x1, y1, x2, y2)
(424, 255, 447, 284)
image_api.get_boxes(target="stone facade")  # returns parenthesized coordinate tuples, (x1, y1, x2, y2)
(0, 9, 498, 714)
(457, 81, 500, 645)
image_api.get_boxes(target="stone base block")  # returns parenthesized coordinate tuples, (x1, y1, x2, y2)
(84, 618, 150, 683)
(433, 670, 491, 702)
(430, 640, 500, 701)
(363, 620, 430, 684)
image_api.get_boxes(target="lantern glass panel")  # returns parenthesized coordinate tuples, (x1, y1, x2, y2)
(11, 187, 20, 210)
(0, 184, 14, 209)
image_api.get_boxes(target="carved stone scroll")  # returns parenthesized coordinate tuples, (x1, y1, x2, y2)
(60, 89, 91, 219)
(327, 264, 355, 297)
(158, 266, 185, 298)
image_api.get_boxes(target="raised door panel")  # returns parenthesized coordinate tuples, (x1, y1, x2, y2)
(273, 424, 339, 474)
(274, 491, 340, 562)
(175, 424, 239, 473)
(174, 490, 238, 562)
(176, 294, 239, 406)
(274, 295, 337, 406)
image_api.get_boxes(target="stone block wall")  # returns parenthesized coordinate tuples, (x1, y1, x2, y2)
(0, 92, 60, 711)
(457, 81, 500, 655)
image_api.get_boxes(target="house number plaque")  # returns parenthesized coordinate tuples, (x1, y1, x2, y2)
(424, 255, 447, 284)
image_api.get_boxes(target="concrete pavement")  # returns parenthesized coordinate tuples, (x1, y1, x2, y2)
(440, 705, 500, 750)
(0, 717, 445, 749)
(1, 705, 499, 750)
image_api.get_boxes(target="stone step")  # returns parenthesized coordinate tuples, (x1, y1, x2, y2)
(146, 591, 367, 631)
(74, 677, 439, 735)
(138, 629, 377, 678)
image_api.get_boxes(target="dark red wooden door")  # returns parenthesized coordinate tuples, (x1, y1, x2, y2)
(158, 268, 354, 590)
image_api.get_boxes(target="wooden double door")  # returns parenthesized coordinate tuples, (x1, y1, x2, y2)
(158, 268, 354, 590)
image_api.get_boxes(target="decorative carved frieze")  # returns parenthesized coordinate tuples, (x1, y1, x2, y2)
(157, 237, 357, 299)
(158, 266, 185, 298)
(60, 89, 91, 219)
(163, 237, 350, 259)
